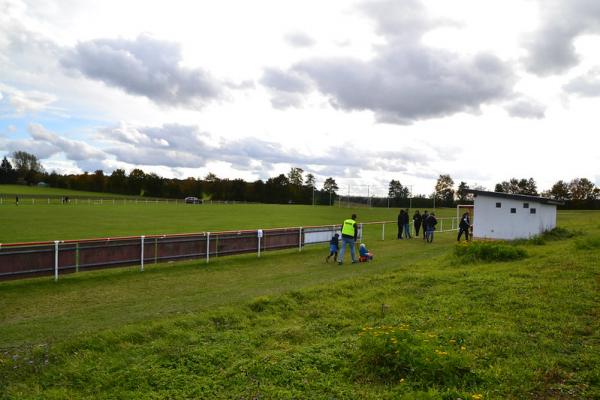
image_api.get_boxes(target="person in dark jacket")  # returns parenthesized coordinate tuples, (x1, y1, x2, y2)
(402, 209, 411, 238)
(413, 210, 422, 237)
(425, 212, 438, 243)
(397, 209, 404, 239)
(421, 210, 429, 240)
(457, 212, 471, 241)
(326, 233, 340, 262)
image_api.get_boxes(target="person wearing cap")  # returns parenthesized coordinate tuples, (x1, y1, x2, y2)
(338, 214, 358, 265)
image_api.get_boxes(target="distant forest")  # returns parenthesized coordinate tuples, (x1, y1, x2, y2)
(1, 151, 599, 209)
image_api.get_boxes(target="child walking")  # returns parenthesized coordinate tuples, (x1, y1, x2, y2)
(326, 233, 340, 263)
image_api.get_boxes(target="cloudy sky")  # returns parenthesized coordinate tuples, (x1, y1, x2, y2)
(1, 0, 599, 196)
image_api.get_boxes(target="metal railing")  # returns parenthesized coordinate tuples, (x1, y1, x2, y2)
(0, 218, 457, 281)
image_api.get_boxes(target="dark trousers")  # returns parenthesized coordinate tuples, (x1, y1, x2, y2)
(397, 225, 402, 239)
(457, 227, 469, 241)
(414, 223, 421, 237)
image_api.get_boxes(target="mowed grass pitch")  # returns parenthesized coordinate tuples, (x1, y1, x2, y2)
(0, 207, 598, 399)
(0, 201, 447, 243)
(0, 184, 138, 199)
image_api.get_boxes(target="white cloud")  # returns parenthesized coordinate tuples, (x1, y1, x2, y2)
(61, 35, 223, 107)
(264, 0, 516, 124)
(523, 0, 600, 75)
(564, 68, 600, 97)
(28, 123, 105, 160)
(284, 32, 316, 48)
(0, 83, 57, 115)
(504, 97, 546, 119)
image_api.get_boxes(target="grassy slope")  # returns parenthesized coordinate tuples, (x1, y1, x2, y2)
(0, 211, 598, 399)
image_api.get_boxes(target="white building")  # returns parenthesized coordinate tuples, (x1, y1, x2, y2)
(467, 190, 564, 240)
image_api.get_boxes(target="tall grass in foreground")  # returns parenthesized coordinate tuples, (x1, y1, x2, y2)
(453, 241, 527, 263)
(0, 211, 598, 399)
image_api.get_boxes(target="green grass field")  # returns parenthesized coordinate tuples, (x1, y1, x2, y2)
(0, 189, 598, 399)
(0, 184, 139, 199)
(0, 201, 456, 243)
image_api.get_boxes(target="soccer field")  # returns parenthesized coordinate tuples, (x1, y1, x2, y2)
(0, 206, 598, 399)
(0, 201, 457, 243)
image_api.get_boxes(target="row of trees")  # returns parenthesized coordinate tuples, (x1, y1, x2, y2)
(0, 152, 343, 204)
(2, 151, 599, 207)
(387, 174, 600, 208)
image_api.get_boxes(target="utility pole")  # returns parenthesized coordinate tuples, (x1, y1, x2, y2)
(347, 184, 350, 208)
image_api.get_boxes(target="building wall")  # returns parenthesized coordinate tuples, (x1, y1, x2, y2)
(473, 196, 557, 240)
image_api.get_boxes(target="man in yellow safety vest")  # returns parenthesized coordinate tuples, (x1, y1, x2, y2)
(338, 214, 358, 265)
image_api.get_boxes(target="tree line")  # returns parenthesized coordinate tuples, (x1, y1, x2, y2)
(0, 152, 340, 204)
(1, 151, 598, 208)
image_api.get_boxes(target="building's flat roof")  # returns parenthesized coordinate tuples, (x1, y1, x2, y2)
(466, 189, 565, 206)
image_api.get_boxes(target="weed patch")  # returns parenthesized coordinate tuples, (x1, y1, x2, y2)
(248, 296, 271, 312)
(541, 227, 579, 241)
(454, 241, 527, 263)
(574, 236, 600, 250)
(512, 227, 580, 245)
(353, 324, 479, 389)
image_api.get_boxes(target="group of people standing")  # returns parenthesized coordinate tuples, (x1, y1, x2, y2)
(398, 209, 438, 243)
(327, 210, 472, 265)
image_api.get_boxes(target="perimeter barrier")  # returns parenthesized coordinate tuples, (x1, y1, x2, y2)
(0, 218, 457, 281)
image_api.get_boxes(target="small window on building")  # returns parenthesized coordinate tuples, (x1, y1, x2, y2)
(510, 208, 516, 214)
(496, 202, 501, 208)
(523, 203, 529, 208)
(530, 208, 536, 214)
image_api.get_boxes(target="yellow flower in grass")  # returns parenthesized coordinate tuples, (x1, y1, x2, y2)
(449, 339, 456, 344)
(472, 394, 483, 400)
(434, 349, 448, 356)
(461, 346, 466, 351)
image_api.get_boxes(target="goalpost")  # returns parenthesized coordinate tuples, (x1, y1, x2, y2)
(337, 184, 389, 208)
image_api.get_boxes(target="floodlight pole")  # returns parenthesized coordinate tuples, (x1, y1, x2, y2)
(347, 185, 350, 208)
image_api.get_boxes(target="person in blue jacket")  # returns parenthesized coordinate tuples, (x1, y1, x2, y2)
(359, 243, 374, 262)
(326, 233, 339, 263)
